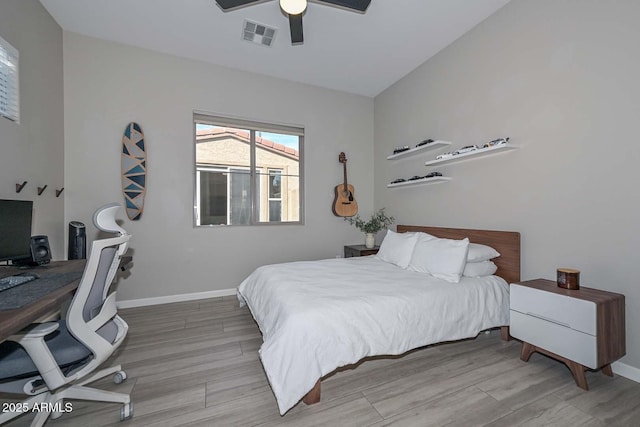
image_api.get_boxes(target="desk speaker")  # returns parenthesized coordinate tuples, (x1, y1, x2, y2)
(14, 235, 51, 266)
(30, 235, 51, 265)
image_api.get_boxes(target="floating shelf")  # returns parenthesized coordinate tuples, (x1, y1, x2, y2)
(386, 140, 452, 160)
(387, 176, 452, 189)
(425, 144, 518, 167)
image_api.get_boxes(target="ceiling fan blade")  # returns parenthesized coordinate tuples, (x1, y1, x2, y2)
(215, 0, 265, 11)
(288, 14, 304, 44)
(315, 0, 371, 12)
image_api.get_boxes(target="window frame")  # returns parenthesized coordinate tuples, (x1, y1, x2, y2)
(193, 113, 304, 227)
(0, 35, 19, 123)
(267, 168, 283, 222)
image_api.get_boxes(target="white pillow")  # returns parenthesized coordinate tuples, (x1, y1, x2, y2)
(376, 230, 419, 269)
(463, 260, 498, 277)
(466, 243, 500, 263)
(408, 236, 470, 283)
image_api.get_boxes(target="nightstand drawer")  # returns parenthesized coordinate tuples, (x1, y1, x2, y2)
(511, 283, 596, 335)
(510, 310, 597, 368)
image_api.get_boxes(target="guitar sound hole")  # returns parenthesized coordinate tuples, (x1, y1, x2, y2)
(342, 190, 354, 202)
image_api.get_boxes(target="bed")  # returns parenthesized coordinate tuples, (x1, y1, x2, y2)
(237, 225, 520, 415)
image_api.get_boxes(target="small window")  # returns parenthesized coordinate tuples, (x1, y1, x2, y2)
(194, 113, 304, 226)
(0, 36, 19, 123)
(268, 169, 282, 222)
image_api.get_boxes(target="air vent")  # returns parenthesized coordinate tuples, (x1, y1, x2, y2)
(242, 20, 277, 47)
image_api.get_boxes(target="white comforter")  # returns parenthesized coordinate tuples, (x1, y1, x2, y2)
(237, 256, 510, 415)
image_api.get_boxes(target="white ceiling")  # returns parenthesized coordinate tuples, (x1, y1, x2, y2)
(39, 0, 510, 97)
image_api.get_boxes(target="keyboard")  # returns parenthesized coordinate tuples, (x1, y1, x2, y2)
(0, 274, 38, 292)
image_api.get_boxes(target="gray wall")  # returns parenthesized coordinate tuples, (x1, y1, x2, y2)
(0, 0, 64, 259)
(375, 0, 640, 369)
(63, 33, 374, 301)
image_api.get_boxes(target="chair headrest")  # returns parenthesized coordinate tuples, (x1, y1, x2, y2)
(93, 203, 128, 235)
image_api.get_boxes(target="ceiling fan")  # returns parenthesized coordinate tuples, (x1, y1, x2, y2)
(215, 0, 372, 45)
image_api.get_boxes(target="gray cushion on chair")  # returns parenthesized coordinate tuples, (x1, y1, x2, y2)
(0, 320, 118, 381)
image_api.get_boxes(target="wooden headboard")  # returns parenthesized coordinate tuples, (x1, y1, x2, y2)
(396, 225, 521, 284)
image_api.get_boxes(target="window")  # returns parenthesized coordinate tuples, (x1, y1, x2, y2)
(0, 36, 19, 123)
(194, 113, 303, 226)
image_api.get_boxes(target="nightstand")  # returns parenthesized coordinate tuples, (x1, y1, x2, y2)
(344, 245, 380, 258)
(510, 279, 625, 390)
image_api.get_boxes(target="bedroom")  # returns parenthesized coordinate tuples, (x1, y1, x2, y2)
(0, 0, 639, 425)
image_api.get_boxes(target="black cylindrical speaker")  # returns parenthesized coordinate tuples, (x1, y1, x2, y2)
(68, 221, 86, 260)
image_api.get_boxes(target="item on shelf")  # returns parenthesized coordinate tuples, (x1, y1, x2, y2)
(482, 137, 510, 148)
(435, 151, 456, 160)
(392, 146, 410, 154)
(416, 139, 434, 148)
(455, 145, 479, 155)
(424, 172, 443, 178)
(427, 141, 517, 166)
(395, 172, 445, 183)
(386, 175, 450, 188)
(557, 268, 580, 290)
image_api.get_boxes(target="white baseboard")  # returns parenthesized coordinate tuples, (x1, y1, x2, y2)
(117, 288, 237, 309)
(613, 361, 640, 384)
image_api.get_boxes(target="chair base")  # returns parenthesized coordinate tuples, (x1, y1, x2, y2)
(0, 364, 130, 427)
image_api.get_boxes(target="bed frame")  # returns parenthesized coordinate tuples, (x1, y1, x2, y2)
(301, 225, 521, 407)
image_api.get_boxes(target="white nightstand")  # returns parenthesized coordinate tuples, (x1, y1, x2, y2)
(510, 279, 625, 390)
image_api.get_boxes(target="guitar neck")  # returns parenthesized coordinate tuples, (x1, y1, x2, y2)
(343, 162, 348, 190)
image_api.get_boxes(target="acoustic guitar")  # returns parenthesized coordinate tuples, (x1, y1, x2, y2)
(332, 152, 358, 217)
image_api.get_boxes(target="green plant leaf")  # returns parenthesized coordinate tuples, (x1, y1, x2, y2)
(344, 208, 395, 234)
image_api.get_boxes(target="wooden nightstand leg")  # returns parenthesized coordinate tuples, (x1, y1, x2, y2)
(567, 360, 589, 390)
(601, 364, 614, 377)
(520, 343, 591, 390)
(520, 342, 536, 362)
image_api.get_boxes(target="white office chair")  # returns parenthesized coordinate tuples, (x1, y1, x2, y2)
(0, 203, 133, 426)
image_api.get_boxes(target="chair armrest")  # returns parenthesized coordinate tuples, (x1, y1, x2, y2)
(8, 322, 69, 390)
(8, 322, 59, 341)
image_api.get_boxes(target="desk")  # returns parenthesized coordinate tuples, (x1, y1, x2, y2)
(0, 260, 86, 342)
(0, 256, 132, 342)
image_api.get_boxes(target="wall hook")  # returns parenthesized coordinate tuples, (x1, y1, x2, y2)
(56, 187, 64, 198)
(37, 185, 48, 196)
(15, 181, 27, 193)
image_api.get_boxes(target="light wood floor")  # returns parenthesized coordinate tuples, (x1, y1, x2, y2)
(2, 296, 639, 426)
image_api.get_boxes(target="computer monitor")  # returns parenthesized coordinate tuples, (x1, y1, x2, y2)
(0, 199, 33, 264)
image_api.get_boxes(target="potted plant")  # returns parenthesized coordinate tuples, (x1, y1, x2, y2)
(345, 208, 395, 249)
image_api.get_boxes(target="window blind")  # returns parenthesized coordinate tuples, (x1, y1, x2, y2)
(0, 36, 19, 123)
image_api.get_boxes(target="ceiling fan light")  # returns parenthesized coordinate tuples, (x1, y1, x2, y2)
(280, 0, 307, 15)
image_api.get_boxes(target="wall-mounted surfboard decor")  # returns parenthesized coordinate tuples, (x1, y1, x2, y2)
(121, 122, 147, 220)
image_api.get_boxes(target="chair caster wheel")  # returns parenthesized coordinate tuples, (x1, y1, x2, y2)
(120, 402, 134, 421)
(113, 370, 128, 384)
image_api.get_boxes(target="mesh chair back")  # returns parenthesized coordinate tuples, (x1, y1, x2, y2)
(83, 246, 117, 322)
